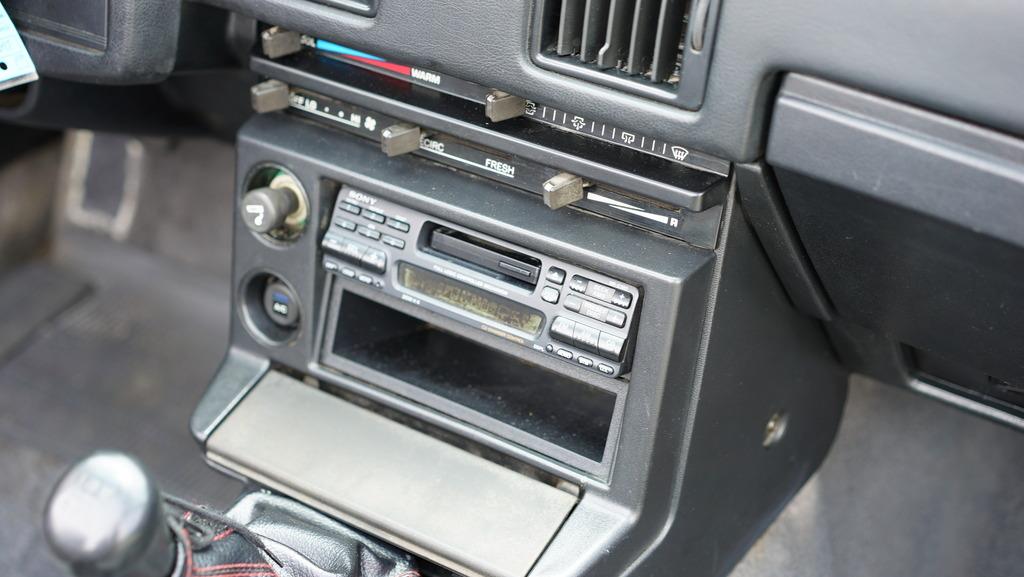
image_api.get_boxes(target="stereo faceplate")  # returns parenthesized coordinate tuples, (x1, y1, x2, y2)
(321, 185, 642, 378)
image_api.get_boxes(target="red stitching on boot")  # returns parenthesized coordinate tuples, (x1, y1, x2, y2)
(180, 527, 194, 577)
(209, 528, 235, 542)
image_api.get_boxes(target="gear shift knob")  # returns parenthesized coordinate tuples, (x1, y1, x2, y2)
(44, 451, 177, 577)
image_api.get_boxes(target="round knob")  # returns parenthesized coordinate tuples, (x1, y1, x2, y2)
(242, 186, 298, 234)
(44, 452, 177, 577)
(262, 278, 300, 328)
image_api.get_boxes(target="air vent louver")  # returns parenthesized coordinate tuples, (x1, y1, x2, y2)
(550, 0, 690, 85)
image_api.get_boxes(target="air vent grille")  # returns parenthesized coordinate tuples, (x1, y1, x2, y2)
(549, 0, 690, 86)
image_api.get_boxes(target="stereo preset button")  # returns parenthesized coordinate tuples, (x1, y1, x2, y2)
(335, 219, 357, 231)
(363, 210, 386, 224)
(555, 348, 574, 360)
(546, 267, 566, 285)
(568, 275, 588, 293)
(611, 291, 633, 309)
(550, 316, 576, 344)
(381, 235, 406, 249)
(584, 281, 617, 303)
(598, 332, 625, 362)
(605, 309, 627, 328)
(357, 225, 382, 241)
(541, 286, 560, 304)
(339, 202, 361, 215)
(323, 235, 369, 265)
(322, 256, 342, 272)
(361, 248, 388, 274)
(386, 218, 410, 233)
(341, 267, 357, 279)
(579, 301, 609, 323)
(564, 295, 583, 312)
(597, 364, 615, 375)
(357, 274, 373, 285)
(572, 323, 601, 354)
(577, 356, 594, 368)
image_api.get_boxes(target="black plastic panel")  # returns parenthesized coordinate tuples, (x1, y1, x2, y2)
(202, 0, 1024, 161)
(6, 0, 108, 51)
(10, 0, 181, 84)
(210, 113, 847, 577)
(768, 74, 1024, 384)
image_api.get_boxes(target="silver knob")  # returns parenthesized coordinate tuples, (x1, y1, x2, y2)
(44, 451, 177, 577)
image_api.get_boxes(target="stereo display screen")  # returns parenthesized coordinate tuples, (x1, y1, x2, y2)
(398, 263, 544, 336)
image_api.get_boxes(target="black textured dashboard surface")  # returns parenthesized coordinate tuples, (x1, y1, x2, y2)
(202, 0, 1024, 161)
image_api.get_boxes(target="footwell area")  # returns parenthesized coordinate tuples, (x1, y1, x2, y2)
(0, 131, 242, 576)
(0, 234, 243, 575)
(731, 375, 1024, 577)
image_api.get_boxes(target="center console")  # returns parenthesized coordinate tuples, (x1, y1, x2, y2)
(190, 29, 848, 577)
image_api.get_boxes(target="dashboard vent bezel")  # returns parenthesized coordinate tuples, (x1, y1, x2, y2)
(531, 0, 721, 110)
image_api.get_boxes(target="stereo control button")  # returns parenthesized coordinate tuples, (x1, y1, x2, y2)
(550, 316, 576, 344)
(323, 234, 369, 265)
(546, 267, 566, 285)
(577, 356, 594, 368)
(541, 286, 560, 304)
(341, 267, 357, 279)
(363, 210, 386, 224)
(322, 256, 342, 272)
(333, 219, 358, 232)
(386, 218, 410, 233)
(611, 291, 633, 309)
(597, 364, 615, 375)
(555, 348, 574, 360)
(568, 275, 588, 293)
(605, 310, 627, 328)
(584, 281, 617, 303)
(357, 225, 382, 241)
(598, 332, 626, 362)
(339, 202, 361, 215)
(357, 274, 373, 285)
(572, 323, 601, 354)
(564, 295, 582, 312)
(381, 235, 406, 249)
(579, 300, 610, 323)
(361, 248, 387, 274)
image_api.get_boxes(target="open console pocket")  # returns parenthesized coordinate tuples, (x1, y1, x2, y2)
(322, 288, 620, 467)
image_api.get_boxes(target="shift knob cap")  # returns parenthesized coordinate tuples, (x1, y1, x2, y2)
(44, 451, 177, 577)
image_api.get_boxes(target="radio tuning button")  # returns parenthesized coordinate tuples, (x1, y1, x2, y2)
(380, 124, 422, 156)
(542, 172, 586, 210)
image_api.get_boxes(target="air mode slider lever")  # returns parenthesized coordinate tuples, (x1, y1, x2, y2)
(543, 172, 587, 210)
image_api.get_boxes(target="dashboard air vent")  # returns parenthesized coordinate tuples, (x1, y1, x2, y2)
(550, 0, 689, 85)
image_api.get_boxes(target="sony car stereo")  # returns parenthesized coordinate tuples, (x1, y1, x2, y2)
(320, 186, 642, 378)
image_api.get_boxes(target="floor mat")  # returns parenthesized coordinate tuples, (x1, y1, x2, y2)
(0, 232, 242, 576)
